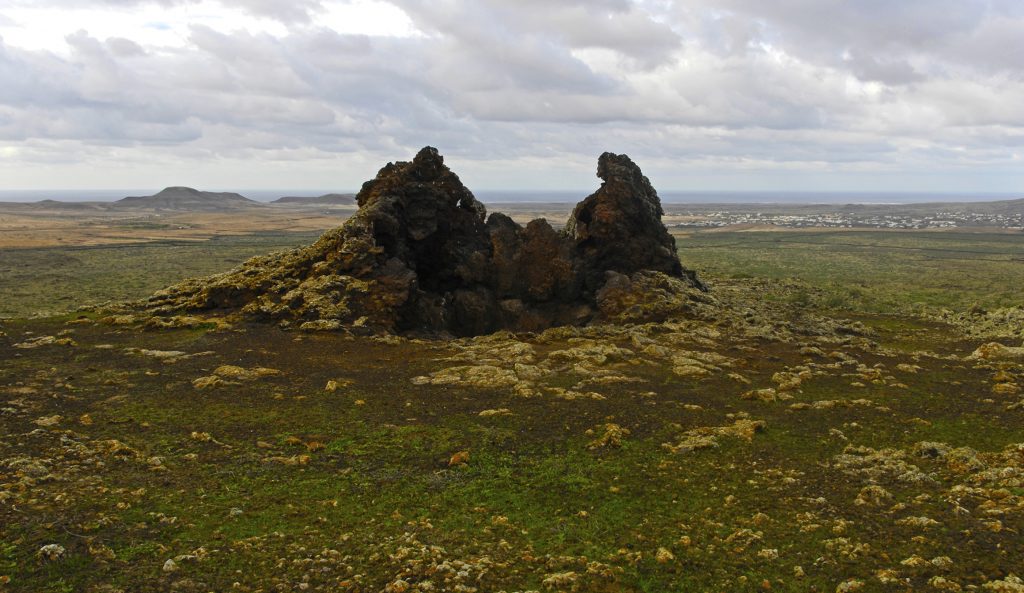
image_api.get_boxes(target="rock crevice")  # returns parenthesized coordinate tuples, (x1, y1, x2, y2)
(144, 147, 708, 336)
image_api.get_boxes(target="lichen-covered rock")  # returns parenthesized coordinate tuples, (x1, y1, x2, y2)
(587, 423, 630, 449)
(596, 270, 715, 323)
(984, 574, 1024, 592)
(969, 342, 1024, 361)
(141, 147, 706, 336)
(661, 419, 766, 454)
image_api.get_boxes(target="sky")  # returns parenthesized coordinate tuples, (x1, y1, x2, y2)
(0, 0, 1022, 194)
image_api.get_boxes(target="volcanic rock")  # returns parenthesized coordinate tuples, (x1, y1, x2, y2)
(143, 147, 707, 336)
(568, 152, 705, 292)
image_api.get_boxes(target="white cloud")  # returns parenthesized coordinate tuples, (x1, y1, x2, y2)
(0, 0, 1021, 192)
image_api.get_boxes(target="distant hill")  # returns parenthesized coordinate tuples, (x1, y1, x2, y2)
(0, 200, 111, 212)
(271, 193, 355, 205)
(931, 197, 1024, 216)
(114, 187, 259, 211)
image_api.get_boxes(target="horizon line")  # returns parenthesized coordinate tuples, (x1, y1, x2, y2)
(0, 188, 1020, 195)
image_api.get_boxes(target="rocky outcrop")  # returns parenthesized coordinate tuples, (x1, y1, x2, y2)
(568, 152, 705, 292)
(143, 147, 707, 336)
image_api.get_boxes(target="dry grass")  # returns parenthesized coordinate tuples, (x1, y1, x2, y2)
(0, 205, 355, 249)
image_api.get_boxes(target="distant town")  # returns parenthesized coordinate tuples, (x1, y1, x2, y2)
(670, 208, 1024, 230)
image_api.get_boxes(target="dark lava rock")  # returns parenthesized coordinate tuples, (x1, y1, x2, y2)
(569, 152, 706, 292)
(143, 147, 708, 336)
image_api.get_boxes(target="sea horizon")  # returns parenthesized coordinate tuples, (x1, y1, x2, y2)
(0, 188, 1020, 206)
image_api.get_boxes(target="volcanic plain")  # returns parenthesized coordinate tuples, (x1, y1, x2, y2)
(2, 152, 1023, 593)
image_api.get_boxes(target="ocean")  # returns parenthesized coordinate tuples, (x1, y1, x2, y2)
(0, 189, 1019, 205)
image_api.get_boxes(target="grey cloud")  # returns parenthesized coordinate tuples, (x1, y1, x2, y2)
(392, 0, 681, 69)
(0, 40, 79, 109)
(676, 0, 1024, 79)
(3, 0, 324, 23)
(186, 25, 314, 96)
(0, 0, 1021, 189)
(947, 15, 1024, 75)
(106, 37, 146, 57)
(696, 0, 987, 52)
(843, 52, 924, 85)
(223, 0, 324, 24)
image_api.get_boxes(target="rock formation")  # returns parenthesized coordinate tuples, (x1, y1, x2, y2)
(143, 147, 708, 336)
(568, 152, 704, 292)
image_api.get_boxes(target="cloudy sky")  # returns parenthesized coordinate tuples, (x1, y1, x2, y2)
(0, 0, 1022, 194)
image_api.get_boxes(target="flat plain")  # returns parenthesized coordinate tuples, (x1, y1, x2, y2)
(2, 206, 1024, 593)
(676, 229, 1024, 313)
